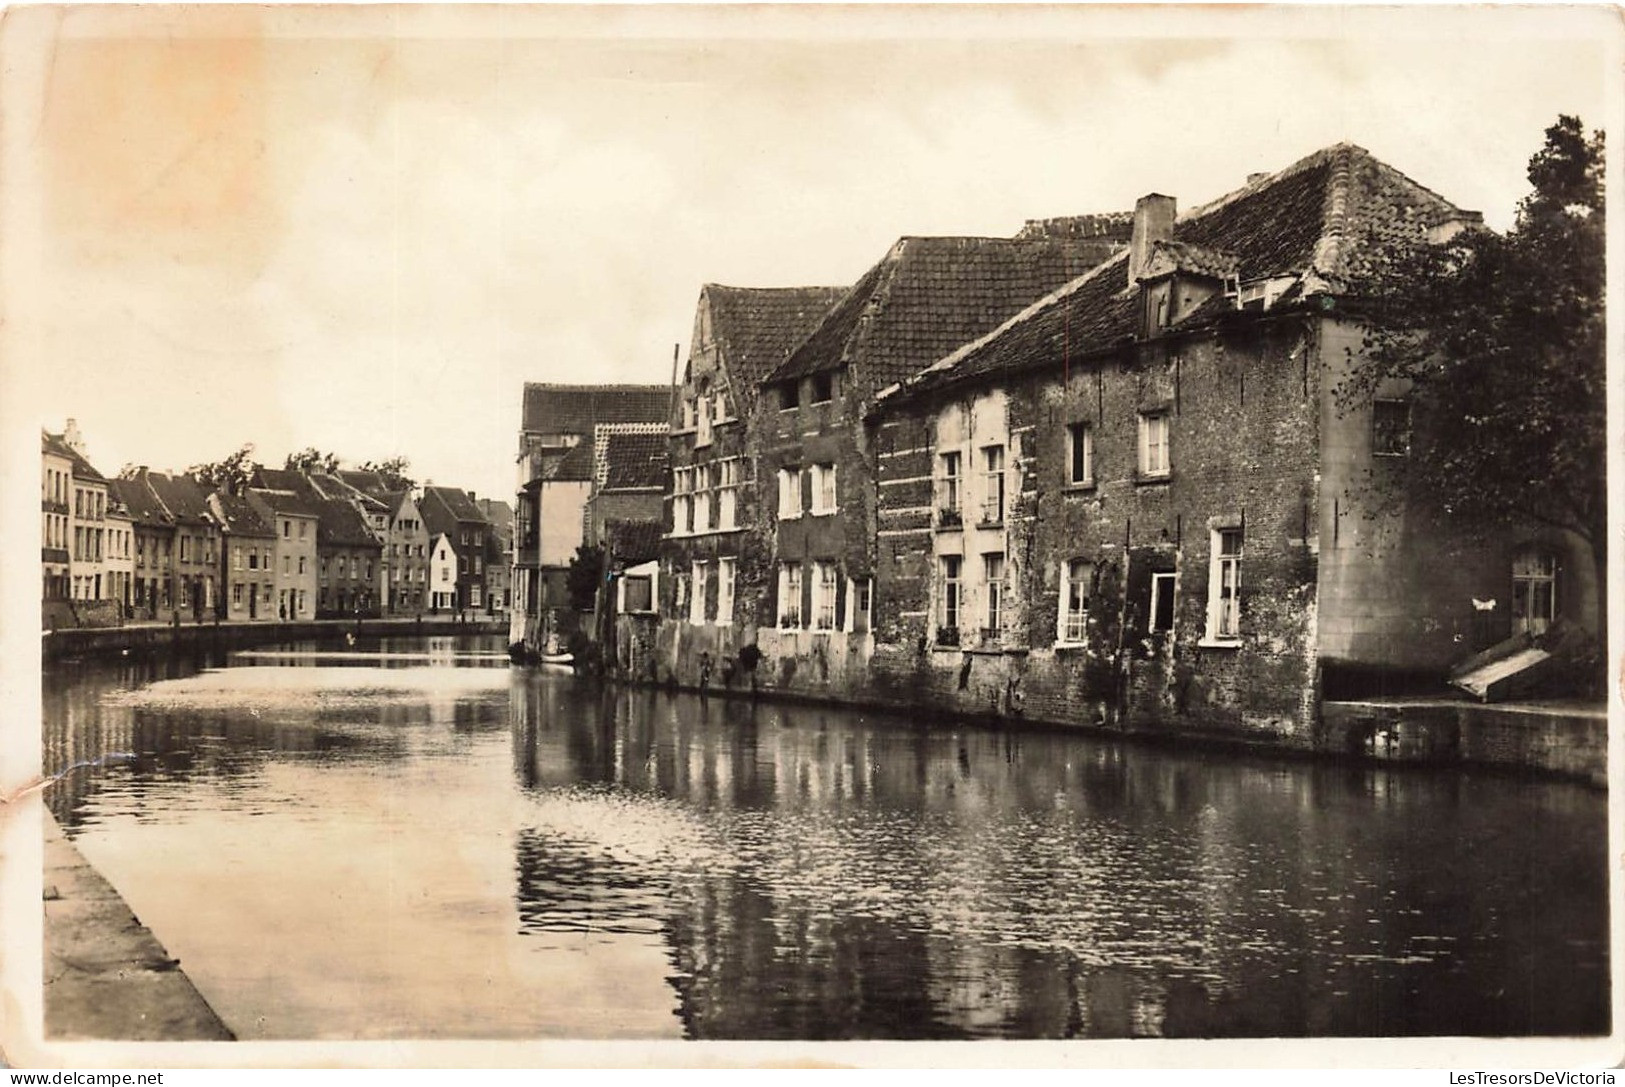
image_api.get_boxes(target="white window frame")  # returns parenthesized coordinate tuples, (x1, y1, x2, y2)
(777, 562, 802, 628)
(1138, 413, 1171, 479)
(778, 467, 802, 520)
(980, 445, 1005, 525)
(693, 464, 713, 534)
(1206, 529, 1243, 643)
(1512, 548, 1558, 635)
(940, 555, 962, 637)
(813, 561, 838, 630)
(717, 458, 738, 530)
(811, 463, 838, 515)
(845, 576, 872, 634)
(1150, 571, 1178, 634)
(716, 557, 735, 625)
(1067, 422, 1094, 487)
(1058, 558, 1091, 644)
(689, 561, 708, 625)
(983, 552, 1006, 636)
(938, 450, 962, 520)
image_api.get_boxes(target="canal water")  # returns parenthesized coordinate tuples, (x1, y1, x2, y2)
(43, 635, 1609, 1041)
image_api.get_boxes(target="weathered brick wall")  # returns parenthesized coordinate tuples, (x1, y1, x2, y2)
(1320, 700, 1606, 785)
(864, 318, 1323, 744)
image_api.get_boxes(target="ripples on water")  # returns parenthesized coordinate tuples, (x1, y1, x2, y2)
(42, 637, 1610, 1041)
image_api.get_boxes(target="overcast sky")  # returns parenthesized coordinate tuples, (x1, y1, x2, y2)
(1, 4, 1613, 504)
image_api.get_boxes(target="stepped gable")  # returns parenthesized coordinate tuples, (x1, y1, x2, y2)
(521, 384, 670, 437)
(702, 284, 848, 396)
(892, 144, 1480, 401)
(765, 229, 1127, 401)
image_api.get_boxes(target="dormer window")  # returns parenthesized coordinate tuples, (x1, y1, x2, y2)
(811, 372, 833, 404)
(781, 382, 800, 411)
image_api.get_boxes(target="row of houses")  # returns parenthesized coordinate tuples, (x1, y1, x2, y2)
(41, 421, 512, 629)
(518, 143, 1599, 751)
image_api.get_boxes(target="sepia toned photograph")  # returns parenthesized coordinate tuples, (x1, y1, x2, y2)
(0, 2, 1617, 1068)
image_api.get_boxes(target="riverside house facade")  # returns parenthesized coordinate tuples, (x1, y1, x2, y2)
(859, 144, 1596, 752)
(248, 471, 320, 621)
(511, 383, 669, 653)
(653, 224, 1130, 690)
(209, 490, 278, 621)
(651, 284, 846, 678)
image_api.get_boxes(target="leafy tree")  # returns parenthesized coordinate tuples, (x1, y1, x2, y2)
(189, 443, 259, 496)
(1340, 115, 1605, 614)
(285, 447, 341, 475)
(358, 455, 415, 491)
(564, 543, 605, 613)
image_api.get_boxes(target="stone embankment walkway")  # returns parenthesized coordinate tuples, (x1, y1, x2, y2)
(43, 812, 234, 1041)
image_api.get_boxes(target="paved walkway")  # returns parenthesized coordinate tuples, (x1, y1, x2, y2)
(43, 813, 235, 1041)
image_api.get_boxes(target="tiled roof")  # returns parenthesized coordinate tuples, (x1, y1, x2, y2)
(521, 384, 670, 437)
(701, 284, 848, 399)
(421, 485, 487, 523)
(891, 144, 1477, 403)
(146, 472, 214, 525)
(602, 519, 663, 565)
(42, 432, 107, 482)
(309, 471, 389, 514)
(591, 424, 669, 490)
(476, 498, 513, 530)
(108, 474, 171, 527)
(1140, 239, 1239, 282)
(765, 232, 1127, 401)
(314, 495, 380, 549)
(336, 469, 388, 498)
(1014, 212, 1134, 242)
(548, 442, 598, 483)
(209, 492, 275, 538)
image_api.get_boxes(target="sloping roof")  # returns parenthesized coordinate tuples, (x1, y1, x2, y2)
(1140, 239, 1239, 282)
(42, 432, 107, 482)
(521, 384, 670, 437)
(701, 284, 848, 396)
(336, 469, 389, 498)
(476, 498, 513, 530)
(764, 231, 1126, 400)
(210, 492, 275, 539)
(108, 474, 172, 527)
(146, 472, 214, 526)
(546, 441, 598, 483)
(313, 495, 381, 549)
(603, 519, 663, 565)
(891, 144, 1477, 403)
(599, 429, 670, 490)
(421, 485, 487, 523)
(309, 471, 389, 515)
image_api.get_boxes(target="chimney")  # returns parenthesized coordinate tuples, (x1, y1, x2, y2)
(63, 418, 85, 455)
(1129, 194, 1176, 286)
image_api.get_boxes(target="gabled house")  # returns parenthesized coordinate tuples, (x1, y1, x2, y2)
(42, 421, 129, 627)
(477, 497, 513, 617)
(247, 469, 320, 620)
(311, 495, 384, 618)
(419, 485, 491, 613)
(512, 383, 669, 651)
(652, 284, 849, 678)
(336, 470, 430, 615)
(738, 223, 1131, 692)
(143, 471, 220, 622)
(861, 143, 1562, 754)
(208, 490, 278, 621)
(427, 532, 458, 612)
(109, 469, 175, 621)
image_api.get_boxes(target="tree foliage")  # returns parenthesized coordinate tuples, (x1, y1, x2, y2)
(1340, 116, 1605, 567)
(357, 455, 415, 492)
(564, 543, 605, 613)
(189, 444, 259, 496)
(285, 447, 342, 475)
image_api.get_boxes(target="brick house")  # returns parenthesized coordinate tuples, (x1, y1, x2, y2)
(312, 495, 384, 618)
(512, 383, 669, 652)
(857, 143, 1575, 751)
(738, 224, 1130, 693)
(337, 470, 431, 615)
(247, 470, 320, 621)
(420, 485, 492, 613)
(477, 498, 512, 617)
(109, 471, 173, 622)
(208, 490, 278, 621)
(143, 472, 220, 623)
(653, 284, 847, 679)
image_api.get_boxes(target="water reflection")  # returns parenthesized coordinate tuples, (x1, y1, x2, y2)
(42, 642, 1608, 1041)
(509, 674, 1608, 1039)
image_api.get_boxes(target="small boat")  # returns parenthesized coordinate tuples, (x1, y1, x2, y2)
(539, 652, 574, 668)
